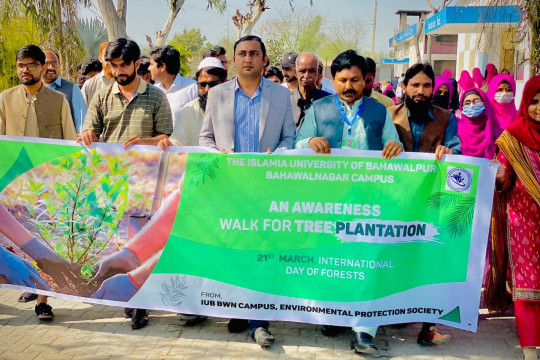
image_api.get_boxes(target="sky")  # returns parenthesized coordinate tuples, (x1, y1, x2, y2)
(80, 0, 448, 53)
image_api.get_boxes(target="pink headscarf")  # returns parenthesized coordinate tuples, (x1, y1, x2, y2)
(442, 69, 453, 79)
(383, 84, 397, 104)
(433, 76, 454, 110)
(457, 70, 474, 95)
(486, 73, 518, 129)
(472, 68, 484, 88)
(484, 63, 498, 86)
(458, 87, 503, 159)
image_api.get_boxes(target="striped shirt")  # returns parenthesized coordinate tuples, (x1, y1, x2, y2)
(234, 78, 262, 152)
(82, 79, 173, 143)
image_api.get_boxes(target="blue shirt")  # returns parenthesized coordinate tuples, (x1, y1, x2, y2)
(234, 78, 263, 152)
(48, 77, 86, 133)
(408, 108, 461, 154)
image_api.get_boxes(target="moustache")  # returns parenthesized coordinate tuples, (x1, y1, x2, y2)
(343, 89, 357, 95)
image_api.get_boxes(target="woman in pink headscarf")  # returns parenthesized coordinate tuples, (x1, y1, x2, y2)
(457, 70, 474, 97)
(432, 76, 454, 110)
(472, 68, 484, 88)
(382, 84, 397, 104)
(458, 87, 503, 158)
(442, 69, 452, 78)
(483, 63, 498, 90)
(486, 73, 518, 129)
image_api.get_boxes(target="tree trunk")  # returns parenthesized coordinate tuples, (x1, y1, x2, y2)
(156, 0, 185, 46)
(414, 21, 424, 63)
(242, 4, 265, 36)
(97, 0, 127, 40)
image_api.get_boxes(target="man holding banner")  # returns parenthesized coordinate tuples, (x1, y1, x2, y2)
(387, 63, 462, 346)
(78, 38, 173, 329)
(199, 35, 296, 348)
(295, 49, 403, 355)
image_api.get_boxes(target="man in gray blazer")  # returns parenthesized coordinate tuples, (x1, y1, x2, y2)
(199, 35, 295, 153)
(198, 35, 295, 348)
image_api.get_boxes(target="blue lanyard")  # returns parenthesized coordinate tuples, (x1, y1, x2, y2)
(334, 94, 365, 135)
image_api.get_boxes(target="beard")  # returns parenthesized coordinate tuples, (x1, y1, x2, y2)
(362, 87, 372, 97)
(405, 94, 431, 121)
(198, 93, 208, 112)
(114, 71, 137, 86)
(19, 74, 40, 85)
(285, 75, 297, 83)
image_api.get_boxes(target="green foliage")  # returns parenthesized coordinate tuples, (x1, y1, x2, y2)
(170, 28, 208, 57)
(77, 18, 108, 60)
(23, 150, 130, 279)
(427, 192, 476, 238)
(0, 9, 47, 91)
(168, 41, 193, 77)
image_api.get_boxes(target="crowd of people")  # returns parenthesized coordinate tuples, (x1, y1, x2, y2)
(0, 35, 539, 359)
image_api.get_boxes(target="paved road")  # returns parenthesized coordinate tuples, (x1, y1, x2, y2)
(0, 289, 523, 359)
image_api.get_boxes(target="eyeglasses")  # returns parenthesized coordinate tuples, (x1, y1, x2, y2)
(198, 81, 220, 89)
(16, 62, 41, 71)
(45, 61, 60, 68)
(496, 87, 513, 93)
(463, 98, 483, 107)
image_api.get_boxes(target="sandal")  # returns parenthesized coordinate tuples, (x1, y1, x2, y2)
(18, 291, 38, 303)
(35, 302, 54, 320)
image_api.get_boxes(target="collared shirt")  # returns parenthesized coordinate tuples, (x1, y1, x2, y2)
(290, 88, 330, 128)
(320, 77, 336, 94)
(169, 97, 204, 146)
(408, 108, 461, 154)
(155, 74, 197, 126)
(82, 79, 173, 143)
(47, 77, 86, 133)
(81, 70, 115, 107)
(234, 78, 263, 152)
(295, 96, 402, 150)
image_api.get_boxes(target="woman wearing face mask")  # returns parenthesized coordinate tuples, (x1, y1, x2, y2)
(488, 75, 540, 360)
(458, 88, 503, 158)
(432, 76, 453, 110)
(487, 73, 518, 129)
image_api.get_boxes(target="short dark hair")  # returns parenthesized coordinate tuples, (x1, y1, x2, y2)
(330, 50, 368, 78)
(366, 57, 376, 76)
(82, 58, 103, 75)
(104, 38, 140, 64)
(196, 66, 227, 80)
(138, 56, 151, 75)
(149, 45, 180, 75)
(16, 45, 45, 65)
(404, 63, 435, 86)
(264, 66, 284, 82)
(233, 35, 266, 58)
(203, 45, 226, 59)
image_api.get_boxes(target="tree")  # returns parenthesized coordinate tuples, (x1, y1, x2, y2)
(258, 9, 324, 64)
(319, 20, 368, 63)
(168, 40, 193, 77)
(78, 18, 108, 59)
(232, 0, 313, 40)
(94, 0, 225, 47)
(0, 7, 48, 90)
(169, 28, 209, 57)
(485, 0, 540, 73)
(1, 0, 88, 80)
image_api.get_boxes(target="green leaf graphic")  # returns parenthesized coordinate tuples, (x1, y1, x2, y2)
(189, 154, 221, 186)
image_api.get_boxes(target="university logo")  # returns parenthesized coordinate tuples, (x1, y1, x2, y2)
(445, 167, 473, 193)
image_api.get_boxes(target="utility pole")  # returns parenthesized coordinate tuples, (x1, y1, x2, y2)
(371, 0, 377, 59)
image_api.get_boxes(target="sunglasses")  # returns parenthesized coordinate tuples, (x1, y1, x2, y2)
(198, 81, 220, 89)
(463, 98, 483, 107)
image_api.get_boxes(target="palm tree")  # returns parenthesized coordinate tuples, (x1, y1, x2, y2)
(77, 18, 108, 59)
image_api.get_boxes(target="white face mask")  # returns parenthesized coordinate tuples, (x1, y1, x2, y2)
(494, 92, 514, 104)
